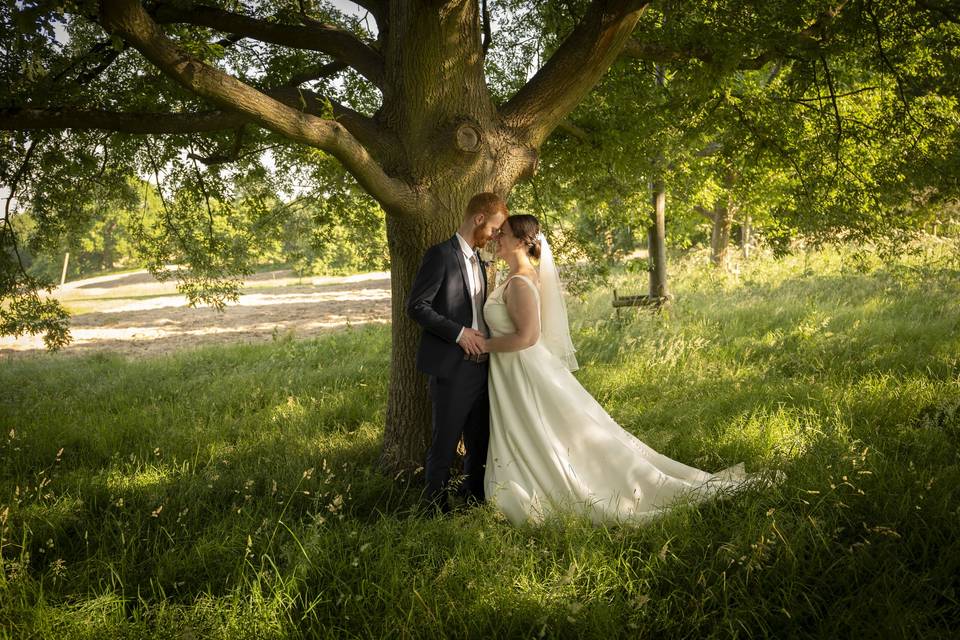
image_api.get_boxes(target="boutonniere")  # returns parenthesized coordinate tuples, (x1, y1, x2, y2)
(478, 249, 493, 269)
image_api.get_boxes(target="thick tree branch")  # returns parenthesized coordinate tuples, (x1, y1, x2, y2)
(351, 0, 387, 26)
(1, 88, 376, 133)
(0, 107, 249, 133)
(98, 0, 414, 214)
(500, 1, 650, 148)
(286, 60, 348, 87)
(554, 120, 591, 143)
(481, 0, 492, 56)
(0, 87, 388, 162)
(151, 0, 385, 88)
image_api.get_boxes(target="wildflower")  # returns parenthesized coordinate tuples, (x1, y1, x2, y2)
(50, 558, 67, 577)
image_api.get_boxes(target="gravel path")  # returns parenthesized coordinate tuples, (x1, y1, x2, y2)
(0, 268, 392, 358)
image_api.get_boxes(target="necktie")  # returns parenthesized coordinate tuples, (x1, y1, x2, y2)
(470, 253, 489, 337)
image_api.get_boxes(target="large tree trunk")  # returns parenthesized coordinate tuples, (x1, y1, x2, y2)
(380, 206, 461, 473)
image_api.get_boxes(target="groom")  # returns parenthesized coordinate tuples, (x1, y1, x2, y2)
(406, 192, 509, 513)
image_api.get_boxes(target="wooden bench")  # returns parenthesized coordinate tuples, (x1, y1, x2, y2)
(612, 288, 668, 317)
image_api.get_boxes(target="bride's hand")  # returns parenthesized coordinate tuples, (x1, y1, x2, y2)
(458, 328, 486, 355)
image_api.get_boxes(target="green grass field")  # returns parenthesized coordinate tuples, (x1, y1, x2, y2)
(2, 242, 959, 638)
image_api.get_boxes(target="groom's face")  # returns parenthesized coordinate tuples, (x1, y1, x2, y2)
(472, 212, 508, 249)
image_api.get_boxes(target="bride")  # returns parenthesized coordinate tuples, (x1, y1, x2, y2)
(481, 214, 754, 526)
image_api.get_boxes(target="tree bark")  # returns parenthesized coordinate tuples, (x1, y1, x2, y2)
(648, 57, 669, 301)
(710, 198, 734, 268)
(741, 210, 752, 259)
(648, 178, 669, 299)
(380, 208, 461, 472)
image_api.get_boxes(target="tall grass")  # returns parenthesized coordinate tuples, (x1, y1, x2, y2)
(1, 241, 958, 638)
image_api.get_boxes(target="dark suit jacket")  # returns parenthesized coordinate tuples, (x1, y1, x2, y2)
(406, 236, 488, 378)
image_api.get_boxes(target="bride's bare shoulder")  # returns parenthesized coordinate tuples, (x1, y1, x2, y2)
(506, 270, 540, 290)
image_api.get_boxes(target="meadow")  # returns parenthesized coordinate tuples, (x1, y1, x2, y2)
(1, 241, 958, 639)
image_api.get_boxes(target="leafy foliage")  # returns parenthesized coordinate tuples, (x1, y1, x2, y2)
(502, 1, 960, 272)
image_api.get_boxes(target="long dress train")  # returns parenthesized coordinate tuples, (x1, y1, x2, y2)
(484, 274, 751, 526)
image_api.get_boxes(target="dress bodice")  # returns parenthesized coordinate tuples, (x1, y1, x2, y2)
(483, 274, 540, 338)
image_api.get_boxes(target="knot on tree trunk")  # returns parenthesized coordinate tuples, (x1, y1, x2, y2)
(455, 122, 483, 153)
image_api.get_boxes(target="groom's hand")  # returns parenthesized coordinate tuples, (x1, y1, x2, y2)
(458, 328, 486, 356)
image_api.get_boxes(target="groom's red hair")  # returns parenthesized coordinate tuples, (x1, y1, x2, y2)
(464, 192, 509, 220)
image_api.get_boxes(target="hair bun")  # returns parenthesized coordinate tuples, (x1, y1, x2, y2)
(528, 236, 542, 260)
(506, 213, 542, 260)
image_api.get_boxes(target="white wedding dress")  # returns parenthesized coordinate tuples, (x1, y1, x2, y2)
(483, 274, 751, 526)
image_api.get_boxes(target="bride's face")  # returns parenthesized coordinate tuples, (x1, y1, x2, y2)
(494, 221, 520, 259)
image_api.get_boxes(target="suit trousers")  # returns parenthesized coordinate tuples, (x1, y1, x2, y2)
(424, 357, 490, 509)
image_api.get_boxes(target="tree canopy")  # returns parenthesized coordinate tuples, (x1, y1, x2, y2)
(509, 0, 959, 264)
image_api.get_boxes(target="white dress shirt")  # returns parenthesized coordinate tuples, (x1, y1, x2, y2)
(455, 232, 482, 343)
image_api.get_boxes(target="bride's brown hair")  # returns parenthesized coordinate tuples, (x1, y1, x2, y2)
(507, 214, 541, 260)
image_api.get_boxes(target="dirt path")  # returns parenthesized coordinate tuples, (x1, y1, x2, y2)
(0, 268, 392, 358)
